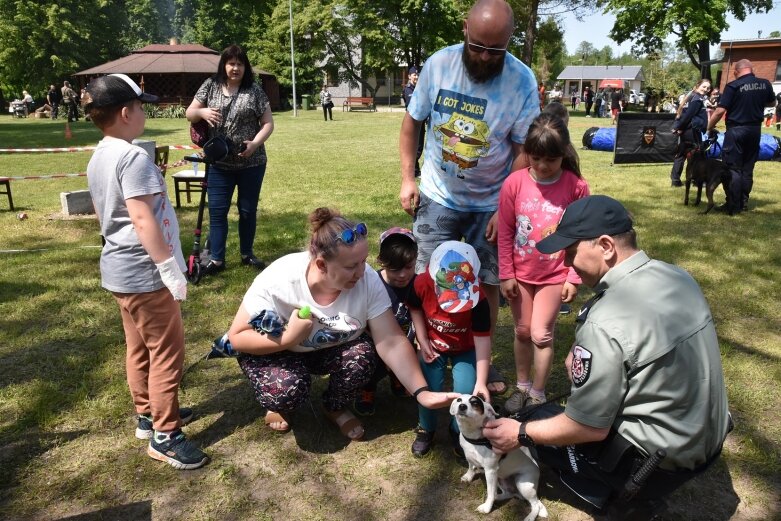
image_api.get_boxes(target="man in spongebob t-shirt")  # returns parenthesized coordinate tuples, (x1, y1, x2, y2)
(399, 0, 539, 361)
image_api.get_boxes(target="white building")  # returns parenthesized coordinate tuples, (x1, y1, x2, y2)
(556, 65, 644, 96)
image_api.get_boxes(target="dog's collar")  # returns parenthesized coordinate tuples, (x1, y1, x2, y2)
(462, 435, 494, 450)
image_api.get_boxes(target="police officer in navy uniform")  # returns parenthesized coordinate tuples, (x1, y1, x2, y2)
(707, 59, 777, 214)
(402, 66, 425, 177)
(483, 195, 731, 516)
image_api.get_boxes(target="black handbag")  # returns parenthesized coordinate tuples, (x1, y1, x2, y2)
(190, 119, 209, 147)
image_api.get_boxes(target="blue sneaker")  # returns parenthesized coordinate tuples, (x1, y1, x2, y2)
(147, 430, 209, 470)
(135, 407, 194, 440)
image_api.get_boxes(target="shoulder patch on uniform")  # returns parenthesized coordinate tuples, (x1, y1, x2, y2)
(571, 345, 593, 387)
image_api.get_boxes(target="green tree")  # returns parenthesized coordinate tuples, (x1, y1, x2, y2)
(511, 0, 591, 65)
(180, 0, 271, 51)
(598, 0, 774, 80)
(0, 0, 126, 98)
(255, 0, 464, 102)
(121, 0, 175, 51)
(253, 0, 328, 102)
(532, 17, 566, 83)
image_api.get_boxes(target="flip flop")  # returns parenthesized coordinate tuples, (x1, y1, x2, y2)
(324, 408, 364, 440)
(487, 364, 507, 395)
(264, 410, 291, 433)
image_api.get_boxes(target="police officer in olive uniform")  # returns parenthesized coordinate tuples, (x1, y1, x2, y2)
(483, 195, 731, 512)
(707, 59, 776, 214)
(402, 66, 425, 177)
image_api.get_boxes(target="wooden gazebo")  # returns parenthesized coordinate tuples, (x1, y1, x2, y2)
(75, 43, 281, 110)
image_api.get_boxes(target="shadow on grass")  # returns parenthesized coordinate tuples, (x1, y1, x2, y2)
(56, 500, 152, 521)
(0, 428, 90, 505)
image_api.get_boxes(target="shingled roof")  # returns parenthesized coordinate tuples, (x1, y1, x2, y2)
(557, 65, 644, 81)
(75, 44, 271, 76)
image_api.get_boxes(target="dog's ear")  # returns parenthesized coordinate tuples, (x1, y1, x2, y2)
(483, 401, 497, 421)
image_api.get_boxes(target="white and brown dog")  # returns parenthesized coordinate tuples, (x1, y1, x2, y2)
(450, 394, 547, 519)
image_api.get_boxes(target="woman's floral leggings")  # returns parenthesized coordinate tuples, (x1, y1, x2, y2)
(237, 334, 377, 412)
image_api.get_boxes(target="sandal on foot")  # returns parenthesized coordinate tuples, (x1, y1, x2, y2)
(264, 410, 291, 433)
(487, 364, 507, 395)
(324, 408, 364, 440)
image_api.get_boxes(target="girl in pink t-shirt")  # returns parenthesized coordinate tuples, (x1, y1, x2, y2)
(497, 113, 590, 413)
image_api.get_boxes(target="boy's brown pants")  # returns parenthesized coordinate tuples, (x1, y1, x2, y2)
(113, 287, 185, 433)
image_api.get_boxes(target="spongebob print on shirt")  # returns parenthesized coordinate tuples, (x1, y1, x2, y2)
(433, 90, 492, 176)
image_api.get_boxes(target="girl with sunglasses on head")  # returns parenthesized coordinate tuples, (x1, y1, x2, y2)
(227, 208, 458, 439)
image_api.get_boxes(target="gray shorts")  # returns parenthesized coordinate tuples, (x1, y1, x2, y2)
(413, 192, 499, 285)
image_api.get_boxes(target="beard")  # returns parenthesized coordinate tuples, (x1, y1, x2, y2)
(462, 44, 505, 83)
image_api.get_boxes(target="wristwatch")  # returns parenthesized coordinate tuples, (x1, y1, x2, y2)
(517, 422, 535, 448)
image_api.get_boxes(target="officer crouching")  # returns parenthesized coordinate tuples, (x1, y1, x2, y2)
(483, 195, 732, 515)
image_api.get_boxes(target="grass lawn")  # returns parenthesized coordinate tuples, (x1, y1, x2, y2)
(0, 108, 779, 520)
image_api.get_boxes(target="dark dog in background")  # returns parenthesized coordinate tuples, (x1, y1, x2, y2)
(684, 148, 731, 214)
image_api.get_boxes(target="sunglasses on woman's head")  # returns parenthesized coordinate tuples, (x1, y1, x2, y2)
(335, 223, 368, 244)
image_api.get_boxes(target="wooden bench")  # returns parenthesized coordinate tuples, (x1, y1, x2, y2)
(342, 97, 376, 112)
(0, 177, 13, 211)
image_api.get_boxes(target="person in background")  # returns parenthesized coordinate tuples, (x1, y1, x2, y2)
(47, 84, 62, 120)
(402, 66, 424, 177)
(80, 87, 89, 120)
(320, 84, 333, 121)
(484, 195, 731, 515)
(497, 113, 589, 414)
(706, 59, 776, 214)
(583, 86, 594, 117)
(610, 88, 622, 124)
(62, 81, 79, 122)
(775, 90, 781, 131)
(84, 74, 208, 470)
(670, 79, 710, 187)
(538, 82, 546, 110)
(21, 90, 33, 117)
(593, 89, 603, 119)
(399, 0, 540, 397)
(186, 44, 274, 275)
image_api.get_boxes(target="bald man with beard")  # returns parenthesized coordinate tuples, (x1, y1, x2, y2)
(399, 0, 539, 400)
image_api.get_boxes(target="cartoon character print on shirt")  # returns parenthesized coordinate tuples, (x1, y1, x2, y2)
(432, 89, 491, 177)
(540, 223, 560, 260)
(519, 195, 567, 260)
(514, 215, 535, 256)
(301, 312, 362, 349)
(433, 253, 479, 313)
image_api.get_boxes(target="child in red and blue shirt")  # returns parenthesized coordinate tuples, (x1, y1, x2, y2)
(407, 241, 492, 458)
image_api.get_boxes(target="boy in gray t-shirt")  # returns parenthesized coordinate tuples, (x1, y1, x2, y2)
(84, 74, 208, 470)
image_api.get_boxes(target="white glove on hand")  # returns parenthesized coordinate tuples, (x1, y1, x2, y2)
(156, 257, 188, 301)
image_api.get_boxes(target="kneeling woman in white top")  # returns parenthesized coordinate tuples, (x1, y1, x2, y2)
(228, 207, 457, 439)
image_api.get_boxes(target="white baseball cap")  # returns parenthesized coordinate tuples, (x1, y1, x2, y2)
(428, 241, 481, 313)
